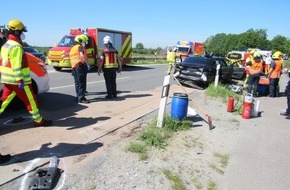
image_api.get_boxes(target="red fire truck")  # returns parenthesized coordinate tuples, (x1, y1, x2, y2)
(47, 28, 132, 71)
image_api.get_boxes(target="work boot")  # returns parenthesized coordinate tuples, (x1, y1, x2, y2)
(0, 154, 12, 164)
(34, 119, 52, 127)
(78, 99, 90, 104)
(286, 115, 290, 119)
(280, 112, 290, 116)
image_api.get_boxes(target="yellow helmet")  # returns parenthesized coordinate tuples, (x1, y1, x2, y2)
(7, 19, 27, 32)
(80, 34, 88, 43)
(74, 34, 88, 43)
(249, 49, 256, 55)
(272, 51, 282, 59)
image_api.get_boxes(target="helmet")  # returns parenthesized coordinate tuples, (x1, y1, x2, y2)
(253, 52, 261, 58)
(173, 47, 178, 52)
(103, 36, 111, 44)
(79, 34, 88, 43)
(7, 19, 27, 32)
(74, 35, 82, 43)
(272, 51, 282, 59)
(74, 34, 88, 44)
(249, 49, 256, 55)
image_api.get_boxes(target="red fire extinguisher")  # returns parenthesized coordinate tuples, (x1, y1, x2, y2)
(227, 96, 235, 112)
(242, 93, 253, 119)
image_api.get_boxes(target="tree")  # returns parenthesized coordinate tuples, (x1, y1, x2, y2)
(271, 35, 287, 53)
(135, 42, 144, 49)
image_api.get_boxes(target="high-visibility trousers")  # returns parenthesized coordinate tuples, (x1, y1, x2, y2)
(0, 84, 43, 123)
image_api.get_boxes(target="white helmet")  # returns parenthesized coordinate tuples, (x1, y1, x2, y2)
(103, 36, 111, 44)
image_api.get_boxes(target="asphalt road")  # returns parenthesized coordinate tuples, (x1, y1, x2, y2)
(0, 62, 196, 189)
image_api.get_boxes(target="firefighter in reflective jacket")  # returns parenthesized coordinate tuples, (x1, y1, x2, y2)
(167, 47, 177, 75)
(267, 51, 283, 97)
(0, 19, 52, 127)
(69, 34, 90, 103)
(246, 51, 265, 97)
(98, 36, 122, 99)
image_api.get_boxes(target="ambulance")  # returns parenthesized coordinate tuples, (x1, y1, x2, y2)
(47, 28, 132, 71)
(0, 25, 50, 97)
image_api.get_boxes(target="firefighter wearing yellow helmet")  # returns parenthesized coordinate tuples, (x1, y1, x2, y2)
(267, 51, 283, 97)
(98, 36, 122, 99)
(0, 19, 52, 126)
(243, 49, 257, 89)
(245, 51, 265, 97)
(69, 34, 90, 103)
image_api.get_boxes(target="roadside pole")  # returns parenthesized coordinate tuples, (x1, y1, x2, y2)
(157, 75, 171, 128)
(214, 64, 220, 87)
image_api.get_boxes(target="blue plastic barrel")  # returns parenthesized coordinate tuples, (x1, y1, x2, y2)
(171, 93, 188, 120)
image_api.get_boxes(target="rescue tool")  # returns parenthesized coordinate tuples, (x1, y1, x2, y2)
(29, 156, 61, 190)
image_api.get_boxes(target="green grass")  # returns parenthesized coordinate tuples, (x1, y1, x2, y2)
(126, 141, 148, 160)
(283, 59, 290, 69)
(126, 115, 192, 159)
(207, 180, 217, 190)
(214, 153, 229, 168)
(205, 83, 244, 114)
(162, 169, 185, 190)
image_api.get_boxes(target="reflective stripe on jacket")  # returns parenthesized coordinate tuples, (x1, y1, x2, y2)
(70, 44, 88, 69)
(0, 39, 31, 85)
(269, 59, 282, 79)
(103, 48, 118, 69)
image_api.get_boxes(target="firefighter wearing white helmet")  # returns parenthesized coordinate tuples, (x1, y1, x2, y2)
(98, 36, 122, 99)
(103, 35, 111, 44)
(69, 34, 90, 103)
(0, 19, 52, 126)
(267, 51, 283, 97)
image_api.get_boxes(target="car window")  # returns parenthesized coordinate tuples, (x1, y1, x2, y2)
(58, 36, 74, 47)
(24, 47, 38, 53)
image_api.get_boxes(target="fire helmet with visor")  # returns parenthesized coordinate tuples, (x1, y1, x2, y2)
(7, 19, 27, 32)
(103, 36, 111, 44)
(272, 51, 282, 59)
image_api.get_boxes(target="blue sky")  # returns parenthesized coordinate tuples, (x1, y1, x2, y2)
(2, 0, 290, 48)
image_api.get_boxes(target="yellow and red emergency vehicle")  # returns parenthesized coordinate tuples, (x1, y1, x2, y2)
(47, 28, 132, 71)
(226, 51, 247, 66)
(168, 41, 204, 63)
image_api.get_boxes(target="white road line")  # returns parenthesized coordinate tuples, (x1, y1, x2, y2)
(50, 77, 130, 90)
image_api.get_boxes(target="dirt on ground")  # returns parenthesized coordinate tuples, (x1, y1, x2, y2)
(57, 91, 240, 190)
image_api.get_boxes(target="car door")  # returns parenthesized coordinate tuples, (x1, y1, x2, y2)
(217, 59, 233, 82)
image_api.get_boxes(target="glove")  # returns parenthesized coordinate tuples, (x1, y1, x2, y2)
(87, 64, 91, 71)
(18, 81, 25, 89)
(117, 67, 122, 73)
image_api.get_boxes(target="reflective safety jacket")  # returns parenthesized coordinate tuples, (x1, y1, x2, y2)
(0, 37, 31, 85)
(269, 59, 282, 79)
(167, 51, 176, 64)
(249, 59, 264, 75)
(69, 44, 88, 69)
(102, 47, 118, 69)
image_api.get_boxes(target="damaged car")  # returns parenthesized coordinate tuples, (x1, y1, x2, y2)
(173, 56, 233, 88)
